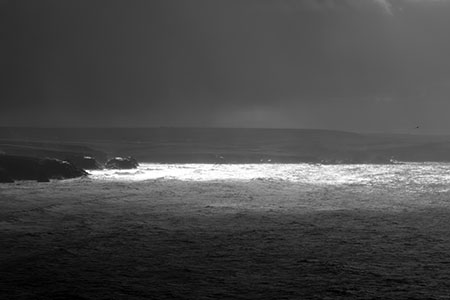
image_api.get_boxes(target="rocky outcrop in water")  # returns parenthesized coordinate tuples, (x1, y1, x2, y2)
(0, 155, 88, 182)
(66, 155, 102, 170)
(0, 167, 14, 183)
(105, 156, 139, 169)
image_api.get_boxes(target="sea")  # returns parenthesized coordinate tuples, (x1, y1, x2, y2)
(3, 128, 450, 298)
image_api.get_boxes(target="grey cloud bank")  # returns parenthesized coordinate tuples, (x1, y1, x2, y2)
(2, 0, 450, 133)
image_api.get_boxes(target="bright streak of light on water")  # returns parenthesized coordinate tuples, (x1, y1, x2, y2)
(88, 163, 450, 190)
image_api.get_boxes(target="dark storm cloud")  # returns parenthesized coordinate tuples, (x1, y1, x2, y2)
(1, 0, 450, 132)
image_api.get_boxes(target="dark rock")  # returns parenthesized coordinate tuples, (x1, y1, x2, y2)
(37, 173, 50, 182)
(105, 156, 139, 169)
(66, 155, 102, 170)
(0, 167, 14, 183)
(39, 158, 88, 179)
(0, 154, 87, 182)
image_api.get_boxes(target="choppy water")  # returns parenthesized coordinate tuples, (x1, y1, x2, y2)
(4, 162, 450, 298)
(6, 162, 450, 212)
(89, 162, 450, 191)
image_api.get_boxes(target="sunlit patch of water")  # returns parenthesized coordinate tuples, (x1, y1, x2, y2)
(88, 162, 450, 191)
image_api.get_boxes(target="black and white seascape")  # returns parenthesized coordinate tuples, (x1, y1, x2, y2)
(3, 1, 450, 299)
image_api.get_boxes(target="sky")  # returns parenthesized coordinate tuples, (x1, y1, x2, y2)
(2, 0, 450, 133)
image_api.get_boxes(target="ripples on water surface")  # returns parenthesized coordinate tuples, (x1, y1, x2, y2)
(90, 162, 450, 190)
(16, 162, 440, 212)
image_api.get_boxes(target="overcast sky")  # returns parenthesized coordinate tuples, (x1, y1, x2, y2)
(2, 0, 450, 132)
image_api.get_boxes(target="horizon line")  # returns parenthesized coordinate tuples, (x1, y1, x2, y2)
(0, 125, 443, 136)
